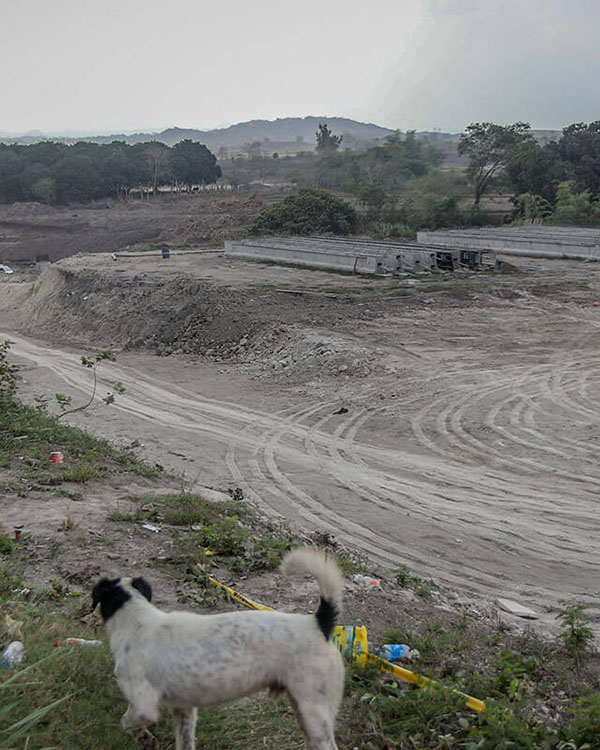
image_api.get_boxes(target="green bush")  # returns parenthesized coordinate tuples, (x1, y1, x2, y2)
(249, 187, 358, 236)
(548, 181, 600, 226)
(556, 601, 595, 666)
(0, 341, 19, 403)
(566, 693, 600, 749)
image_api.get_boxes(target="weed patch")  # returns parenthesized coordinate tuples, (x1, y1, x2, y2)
(0, 399, 162, 486)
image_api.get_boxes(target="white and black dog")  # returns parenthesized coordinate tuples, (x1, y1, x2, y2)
(92, 547, 345, 750)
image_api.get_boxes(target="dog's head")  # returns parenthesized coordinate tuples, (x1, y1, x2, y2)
(91, 576, 152, 621)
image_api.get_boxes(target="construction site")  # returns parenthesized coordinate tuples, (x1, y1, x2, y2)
(1, 217, 600, 634)
(3, 205, 600, 747)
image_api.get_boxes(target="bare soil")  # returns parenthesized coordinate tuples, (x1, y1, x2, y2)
(0, 191, 268, 262)
(2, 226, 600, 641)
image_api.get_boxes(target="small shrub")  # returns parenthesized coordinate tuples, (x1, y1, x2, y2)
(0, 340, 19, 402)
(0, 533, 15, 556)
(556, 601, 595, 666)
(156, 493, 248, 527)
(249, 187, 358, 236)
(394, 564, 436, 598)
(490, 649, 537, 701)
(247, 537, 293, 571)
(61, 462, 97, 483)
(466, 701, 551, 749)
(566, 693, 600, 749)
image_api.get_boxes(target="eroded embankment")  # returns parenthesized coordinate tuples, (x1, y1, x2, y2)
(4, 266, 388, 381)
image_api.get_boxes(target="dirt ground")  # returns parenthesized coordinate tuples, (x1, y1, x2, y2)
(0, 191, 268, 262)
(2, 238, 600, 640)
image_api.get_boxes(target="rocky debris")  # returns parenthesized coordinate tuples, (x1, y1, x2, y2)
(496, 597, 539, 619)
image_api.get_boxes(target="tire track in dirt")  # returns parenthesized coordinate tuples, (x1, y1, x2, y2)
(6, 332, 600, 620)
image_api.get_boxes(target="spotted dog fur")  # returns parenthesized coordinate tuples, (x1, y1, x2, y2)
(92, 548, 345, 750)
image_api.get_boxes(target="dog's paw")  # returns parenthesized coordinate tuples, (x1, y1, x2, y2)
(130, 727, 159, 749)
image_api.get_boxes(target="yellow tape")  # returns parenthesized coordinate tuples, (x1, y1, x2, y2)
(206, 574, 274, 611)
(202, 568, 485, 713)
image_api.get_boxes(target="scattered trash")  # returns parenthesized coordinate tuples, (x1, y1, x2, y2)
(0, 264, 14, 275)
(376, 644, 421, 663)
(161, 246, 170, 260)
(333, 406, 349, 415)
(495, 597, 539, 620)
(352, 574, 381, 589)
(594, 301, 599, 307)
(49, 451, 64, 464)
(4, 615, 23, 640)
(333, 625, 369, 664)
(1, 641, 25, 668)
(141, 523, 160, 533)
(13, 526, 23, 542)
(56, 638, 103, 647)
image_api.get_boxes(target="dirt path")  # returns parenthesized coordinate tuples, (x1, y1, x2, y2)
(5, 280, 600, 633)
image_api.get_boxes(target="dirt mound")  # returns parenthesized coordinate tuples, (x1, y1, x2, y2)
(13, 266, 384, 385)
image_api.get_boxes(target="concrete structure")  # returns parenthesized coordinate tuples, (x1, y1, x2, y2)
(417, 226, 600, 261)
(224, 237, 482, 275)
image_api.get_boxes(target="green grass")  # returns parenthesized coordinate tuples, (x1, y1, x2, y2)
(0, 399, 162, 486)
(2, 559, 600, 749)
(111, 492, 301, 574)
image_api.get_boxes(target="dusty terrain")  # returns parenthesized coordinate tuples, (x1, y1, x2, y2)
(0, 191, 268, 262)
(2, 242, 600, 637)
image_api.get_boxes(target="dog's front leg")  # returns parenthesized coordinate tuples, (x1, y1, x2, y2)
(118, 675, 160, 733)
(121, 700, 159, 732)
(173, 707, 198, 750)
(130, 727, 159, 750)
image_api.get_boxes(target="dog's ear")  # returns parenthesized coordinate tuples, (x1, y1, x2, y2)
(131, 577, 152, 602)
(91, 577, 120, 611)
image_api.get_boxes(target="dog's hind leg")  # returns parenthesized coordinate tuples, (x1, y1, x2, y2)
(173, 707, 197, 750)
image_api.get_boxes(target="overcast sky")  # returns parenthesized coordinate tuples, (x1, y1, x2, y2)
(2, 0, 599, 135)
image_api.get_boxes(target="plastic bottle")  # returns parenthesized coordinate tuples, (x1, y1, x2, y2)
(1, 641, 25, 668)
(376, 643, 420, 663)
(352, 574, 381, 589)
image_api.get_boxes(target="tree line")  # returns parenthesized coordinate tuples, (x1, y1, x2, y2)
(459, 121, 600, 223)
(0, 139, 221, 205)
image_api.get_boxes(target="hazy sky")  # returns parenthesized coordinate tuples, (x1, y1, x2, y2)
(2, 0, 599, 135)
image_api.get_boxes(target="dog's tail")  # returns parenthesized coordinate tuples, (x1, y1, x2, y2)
(280, 547, 343, 640)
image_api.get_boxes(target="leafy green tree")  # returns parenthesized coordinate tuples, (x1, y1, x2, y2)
(249, 187, 357, 235)
(170, 139, 221, 188)
(54, 153, 102, 203)
(30, 176, 56, 204)
(144, 141, 171, 194)
(548, 181, 600, 225)
(357, 181, 391, 217)
(506, 140, 566, 204)
(509, 193, 552, 222)
(316, 123, 343, 153)
(458, 122, 533, 205)
(558, 121, 600, 196)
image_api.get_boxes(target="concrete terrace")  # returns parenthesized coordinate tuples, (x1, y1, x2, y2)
(224, 236, 482, 274)
(417, 226, 600, 260)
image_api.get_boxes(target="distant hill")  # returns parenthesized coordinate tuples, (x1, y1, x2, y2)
(0, 118, 566, 158)
(0, 117, 395, 154)
(152, 117, 395, 151)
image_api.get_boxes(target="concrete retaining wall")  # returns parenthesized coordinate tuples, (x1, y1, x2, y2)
(224, 239, 381, 274)
(224, 237, 481, 275)
(417, 227, 600, 260)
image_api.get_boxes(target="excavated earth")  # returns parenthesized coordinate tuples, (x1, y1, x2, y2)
(2, 246, 600, 639)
